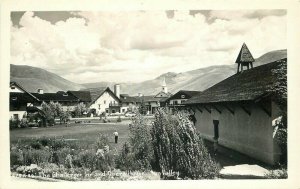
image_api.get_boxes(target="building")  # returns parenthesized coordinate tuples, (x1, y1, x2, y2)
(133, 78, 172, 114)
(87, 86, 121, 115)
(67, 90, 92, 106)
(167, 90, 201, 109)
(9, 81, 40, 120)
(119, 94, 139, 113)
(185, 46, 286, 165)
(31, 90, 79, 111)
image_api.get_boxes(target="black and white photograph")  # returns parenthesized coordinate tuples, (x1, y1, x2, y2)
(0, 0, 299, 188)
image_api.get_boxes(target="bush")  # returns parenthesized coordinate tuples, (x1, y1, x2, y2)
(151, 109, 219, 179)
(9, 118, 20, 129)
(10, 148, 24, 166)
(128, 113, 154, 171)
(116, 142, 137, 171)
(265, 167, 287, 179)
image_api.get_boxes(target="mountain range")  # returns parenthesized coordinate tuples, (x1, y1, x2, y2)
(10, 49, 287, 96)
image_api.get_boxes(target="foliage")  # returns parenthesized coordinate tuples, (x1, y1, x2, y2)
(9, 118, 20, 130)
(116, 142, 137, 171)
(151, 109, 219, 179)
(74, 102, 87, 118)
(128, 113, 154, 171)
(41, 102, 55, 126)
(270, 62, 287, 164)
(265, 166, 287, 179)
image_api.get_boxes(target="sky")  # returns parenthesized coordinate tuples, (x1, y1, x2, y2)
(10, 10, 287, 84)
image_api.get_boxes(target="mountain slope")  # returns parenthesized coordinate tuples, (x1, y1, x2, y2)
(11, 49, 286, 95)
(83, 49, 287, 95)
(10, 65, 84, 92)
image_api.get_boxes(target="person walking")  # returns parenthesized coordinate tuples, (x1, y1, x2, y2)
(113, 130, 119, 144)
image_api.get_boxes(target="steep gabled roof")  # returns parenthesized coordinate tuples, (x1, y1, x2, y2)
(235, 43, 255, 63)
(85, 87, 121, 105)
(67, 91, 91, 102)
(185, 59, 286, 105)
(10, 81, 40, 101)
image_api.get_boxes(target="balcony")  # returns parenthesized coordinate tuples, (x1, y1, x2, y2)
(109, 102, 120, 107)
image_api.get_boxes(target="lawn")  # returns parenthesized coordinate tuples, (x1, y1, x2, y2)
(10, 120, 132, 151)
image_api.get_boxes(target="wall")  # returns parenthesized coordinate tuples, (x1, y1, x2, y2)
(89, 91, 119, 115)
(10, 111, 26, 120)
(194, 101, 279, 165)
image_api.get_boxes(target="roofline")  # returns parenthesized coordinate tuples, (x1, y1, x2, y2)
(10, 81, 40, 102)
(90, 87, 121, 104)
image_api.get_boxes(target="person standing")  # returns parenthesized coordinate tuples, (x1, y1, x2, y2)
(113, 130, 119, 144)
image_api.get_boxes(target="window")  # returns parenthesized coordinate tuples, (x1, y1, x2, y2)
(112, 109, 116, 113)
(104, 100, 106, 104)
(98, 104, 101, 109)
(11, 97, 17, 101)
(122, 109, 125, 113)
(13, 114, 19, 120)
(181, 95, 185, 98)
(106, 109, 109, 113)
(11, 86, 15, 89)
(174, 101, 178, 105)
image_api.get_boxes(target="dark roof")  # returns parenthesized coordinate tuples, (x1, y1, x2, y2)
(67, 91, 91, 102)
(120, 96, 139, 103)
(10, 81, 40, 101)
(167, 90, 201, 101)
(133, 95, 169, 103)
(235, 43, 255, 63)
(10, 92, 39, 105)
(31, 93, 79, 102)
(185, 60, 286, 105)
(85, 87, 107, 102)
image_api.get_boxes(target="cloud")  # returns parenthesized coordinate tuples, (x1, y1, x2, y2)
(11, 10, 286, 83)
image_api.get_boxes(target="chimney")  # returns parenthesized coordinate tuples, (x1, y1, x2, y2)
(114, 84, 120, 98)
(37, 88, 44, 94)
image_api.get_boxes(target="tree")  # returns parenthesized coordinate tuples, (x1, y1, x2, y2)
(270, 61, 287, 164)
(151, 109, 219, 179)
(41, 102, 55, 126)
(74, 102, 87, 117)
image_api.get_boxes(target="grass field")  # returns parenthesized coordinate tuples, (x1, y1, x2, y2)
(10, 120, 133, 151)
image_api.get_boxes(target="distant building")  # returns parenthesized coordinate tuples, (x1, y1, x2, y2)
(87, 87, 121, 115)
(31, 90, 79, 111)
(185, 44, 286, 165)
(9, 81, 40, 120)
(166, 90, 201, 110)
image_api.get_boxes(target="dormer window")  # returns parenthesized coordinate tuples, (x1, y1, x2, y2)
(12, 97, 17, 101)
(11, 86, 15, 89)
(181, 95, 185, 98)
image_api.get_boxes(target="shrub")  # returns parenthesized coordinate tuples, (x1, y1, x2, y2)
(94, 134, 110, 149)
(55, 147, 72, 165)
(116, 142, 137, 171)
(151, 109, 219, 179)
(9, 118, 20, 129)
(265, 167, 288, 179)
(126, 113, 154, 171)
(10, 148, 24, 166)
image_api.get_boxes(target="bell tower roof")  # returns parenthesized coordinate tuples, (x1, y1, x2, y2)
(235, 43, 255, 63)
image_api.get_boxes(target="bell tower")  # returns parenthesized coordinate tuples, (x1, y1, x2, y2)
(162, 77, 168, 93)
(236, 43, 255, 73)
